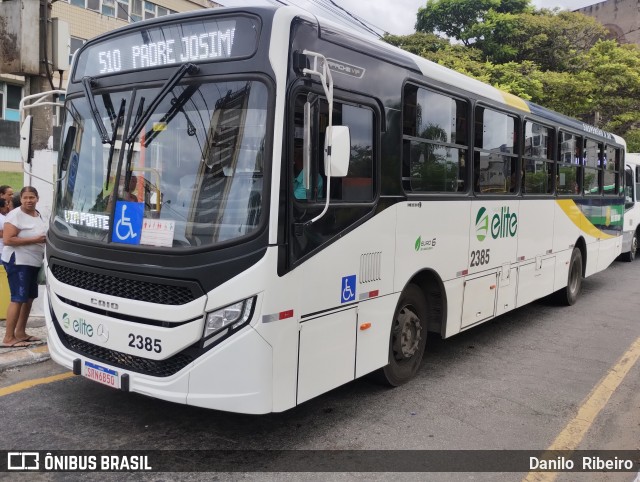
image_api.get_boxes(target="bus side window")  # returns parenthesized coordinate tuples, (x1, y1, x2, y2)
(625, 166, 634, 206)
(473, 106, 517, 194)
(292, 94, 374, 203)
(402, 84, 468, 194)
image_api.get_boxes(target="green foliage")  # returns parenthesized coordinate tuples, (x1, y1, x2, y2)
(488, 61, 544, 100)
(475, 10, 607, 71)
(416, 0, 500, 45)
(382, 32, 449, 56)
(623, 129, 640, 153)
(0, 172, 24, 191)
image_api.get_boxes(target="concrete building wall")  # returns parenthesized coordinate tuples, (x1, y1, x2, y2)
(575, 0, 640, 45)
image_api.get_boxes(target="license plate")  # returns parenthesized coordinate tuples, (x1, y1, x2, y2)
(82, 360, 120, 389)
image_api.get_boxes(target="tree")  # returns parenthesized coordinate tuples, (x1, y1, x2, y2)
(585, 41, 640, 131)
(415, 0, 531, 45)
(485, 10, 606, 71)
(416, 0, 498, 46)
(382, 32, 449, 57)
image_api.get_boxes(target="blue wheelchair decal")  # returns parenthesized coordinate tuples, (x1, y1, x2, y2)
(112, 201, 143, 245)
(341, 275, 356, 303)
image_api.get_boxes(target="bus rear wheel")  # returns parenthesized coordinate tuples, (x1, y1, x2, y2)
(376, 284, 427, 387)
(557, 247, 583, 306)
(622, 232, 637, 262)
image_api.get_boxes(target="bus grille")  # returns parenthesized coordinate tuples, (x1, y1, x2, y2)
(62, 332, 195, 377)
(50, 264, 196, 305)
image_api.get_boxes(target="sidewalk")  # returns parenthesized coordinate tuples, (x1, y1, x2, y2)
(0, 287, 51, 371)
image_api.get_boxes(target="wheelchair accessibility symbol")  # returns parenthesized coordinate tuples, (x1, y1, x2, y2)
(341, 275, 356, 303)
(112, 201, 143, 245)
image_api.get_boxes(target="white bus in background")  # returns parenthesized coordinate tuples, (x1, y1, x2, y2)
(621, 153, 640, 261)
(21, 5, 627, 414)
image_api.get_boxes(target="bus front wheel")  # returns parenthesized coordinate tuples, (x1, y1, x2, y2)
(557, 247, 583, 306)
(375, 284, 427, 387)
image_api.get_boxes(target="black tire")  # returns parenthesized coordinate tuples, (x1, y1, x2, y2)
(374, 284, 428, 387)
(556, 247, 583, 306)
(622, 232, 637, 262)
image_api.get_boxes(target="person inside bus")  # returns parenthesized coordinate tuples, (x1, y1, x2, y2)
(103, 174, 139, 210)
(123, 175, 139, 202)
(293, 144, 323, 200)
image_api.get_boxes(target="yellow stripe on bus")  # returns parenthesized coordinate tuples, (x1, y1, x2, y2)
(500, 91, 531, 112)
(555, 199, 615, 240)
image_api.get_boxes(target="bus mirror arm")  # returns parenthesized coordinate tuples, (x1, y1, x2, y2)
(301, 50, 334, 226)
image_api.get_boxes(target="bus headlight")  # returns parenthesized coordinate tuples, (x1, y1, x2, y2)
(203, 297, 255, 340)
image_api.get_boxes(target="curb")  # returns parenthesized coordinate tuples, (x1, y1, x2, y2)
(0, 344, 50, 371)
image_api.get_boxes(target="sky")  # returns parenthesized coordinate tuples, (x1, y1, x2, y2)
(219, 0, 602, 36)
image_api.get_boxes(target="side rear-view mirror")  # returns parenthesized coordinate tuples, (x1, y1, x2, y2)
(325, 125, 350, 177)
(20, 115, 33, 164)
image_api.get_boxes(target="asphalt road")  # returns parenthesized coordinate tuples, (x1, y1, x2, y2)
(1, 259, 639, 481)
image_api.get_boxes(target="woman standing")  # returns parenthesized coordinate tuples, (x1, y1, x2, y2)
(1, 187, 47, 348)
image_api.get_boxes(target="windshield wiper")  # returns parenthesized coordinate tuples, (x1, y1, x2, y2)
(123, 97, 145, 191)
(125, 63, 199, 144)
(141, 84, 200, 147)
(104, 98, 126, 190)
(81, 77, 110, 144)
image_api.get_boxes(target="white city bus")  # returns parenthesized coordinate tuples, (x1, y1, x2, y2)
(29, 5, 625, 413)
(621, 153, 640, 261)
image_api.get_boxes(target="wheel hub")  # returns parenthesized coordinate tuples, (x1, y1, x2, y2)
(392, 306, 422, 360)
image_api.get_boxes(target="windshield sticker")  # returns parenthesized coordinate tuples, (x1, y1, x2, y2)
(112, 201, 143, 245)
(341, 275, 357, 303)
(140, 219, 176, 248)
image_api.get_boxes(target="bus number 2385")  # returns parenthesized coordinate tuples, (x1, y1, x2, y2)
(128, 334, 162, 353)
(470, 249, 490, 267)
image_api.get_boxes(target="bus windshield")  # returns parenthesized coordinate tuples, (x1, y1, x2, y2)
(54, 79, 268, 249)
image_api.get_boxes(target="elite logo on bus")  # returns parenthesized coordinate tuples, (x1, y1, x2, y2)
(475, 206, 518, 241)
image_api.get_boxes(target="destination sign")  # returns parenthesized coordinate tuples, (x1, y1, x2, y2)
(73, 16, 259, 80)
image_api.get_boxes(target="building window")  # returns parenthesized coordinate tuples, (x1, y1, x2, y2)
(131, 0, 143, 21)
(70, 37, 86, 66)
(1, 83, 22, 122)
(68, 0, 174, 23)
(144, 1, 155, 20)
(117, 0, 130, 20)
(102, 0, 116, 17)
